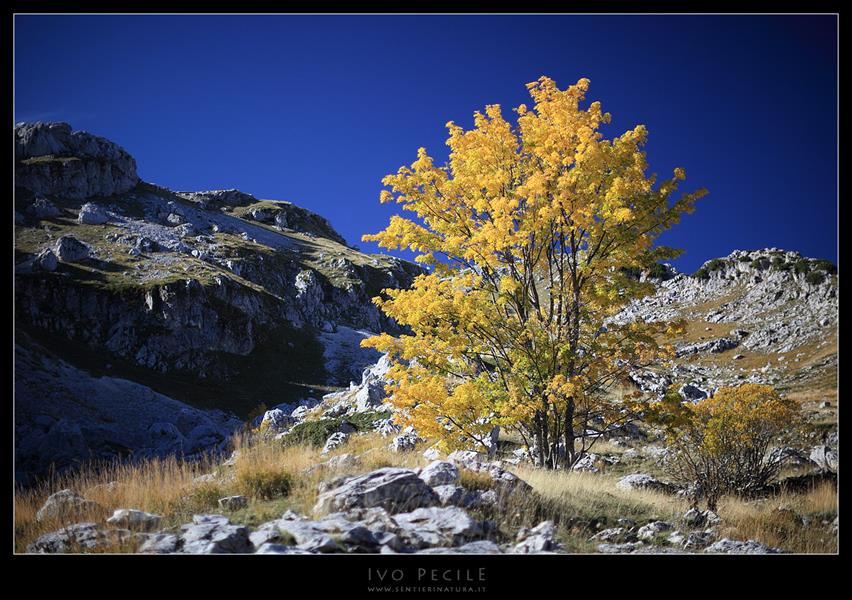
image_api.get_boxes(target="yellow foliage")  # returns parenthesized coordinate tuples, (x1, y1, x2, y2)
(661, 384, 802, 508)
(361, 76, 707, 465)
(691, 384, 799, 457)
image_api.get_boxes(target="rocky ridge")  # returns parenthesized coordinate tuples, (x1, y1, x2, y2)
(613, 248, 837, 399)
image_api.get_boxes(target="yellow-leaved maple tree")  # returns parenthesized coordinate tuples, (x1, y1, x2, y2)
(362, 76, 707, 468)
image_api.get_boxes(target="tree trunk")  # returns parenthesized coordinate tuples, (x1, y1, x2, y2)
(534, 411, 545, 468)
(563, 398, 576, 468)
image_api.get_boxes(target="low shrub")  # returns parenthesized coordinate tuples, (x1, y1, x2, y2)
(284, 420, 346, 448)
(793, 259, 811, 275)
(693, 259, 725, 280)
(805, 271, 826, 285)
(656, 384, 802, 510)
(770, 257, 789, 271)
(811, 259, 837, 275)
(235, 467, 293, 500)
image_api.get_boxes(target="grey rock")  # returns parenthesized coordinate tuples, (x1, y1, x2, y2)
(683, 530, 716, 549)
(15, 122, 139, 199)
(422, 447, 441, 461)
(260, 408, 292, 433)
(248, 207, 273, 222)
(676, 337, 739, 358)
(178, 189, 258, 208)
(637, 521, 672, 541)
(572, 452, 618, 473)
(53, 235, 90, 262)
(596, 542, 644, 554)
(513, 520, 560, 553)
(26, 522, 130, 553)
(375, 418, 401, 438)
(389, 427, 419, 452)
(15, 342, 241, 485)
(683, 507, 707, 527)
(138, 533, 181, 554)
(394, 506, 484, 549)
(432, 485, 468, 507)
(446, 450, 488, 470)
(323, 431, 350, 454)
(34, 249, 58, 271)
(810, 442, 838, 472)
(628, 370, 671, 399)
(417, 540, 502, 554)
(174, 222, 196, 238)
(106, 509, 162, 531)
(418, 460, 460, 487)
(29, 196, 61, 219)
(323, 453, 361, 471)
(314, 467, 440, 515)
(678, 383, 710, 402)
(35, 489, 101, 523)
(704, 538, 782, 554)
(180, 515, 253, 554)
(610, 248, 837, 357)
(667, 531, 686, 545)
(217, 496, 248, 511)
(254, 543, 313, 554)
(597, 542, 685, 554)
(77, 202, 109, 224)
(616, 473, 677, 494)
(590, 527, 629, 543)
(261, 512, 381, 553)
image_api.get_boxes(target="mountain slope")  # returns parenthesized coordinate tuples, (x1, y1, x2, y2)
(616, 249, 838, 406)
(14, 122, 422, 482)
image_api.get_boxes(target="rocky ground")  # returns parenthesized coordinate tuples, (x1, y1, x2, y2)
(17, 346, 839, 555)
(14, 122, 838, 554)
(23, 445, 827, 555)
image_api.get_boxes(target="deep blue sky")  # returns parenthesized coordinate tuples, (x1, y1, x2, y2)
(14, 15, 837, 272)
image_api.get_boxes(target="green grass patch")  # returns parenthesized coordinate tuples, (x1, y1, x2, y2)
(283, 410, 391, 448)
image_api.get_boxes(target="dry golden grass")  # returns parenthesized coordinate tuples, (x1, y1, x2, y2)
(482, 467, 685, 553)
(515, 467, 684, 523)
(508, 466, 838, 554)
(458, 468, 496, 491)
(716, 481, 838, 553)
(14, 453, 218, 553)
(331, 432, 426, 472)
(230, 433, 324, 514)
(16, 427, 838, 554)
(675, 320, 737, 344)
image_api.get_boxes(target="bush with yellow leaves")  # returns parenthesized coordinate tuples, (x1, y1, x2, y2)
(660, 383, 801, 510)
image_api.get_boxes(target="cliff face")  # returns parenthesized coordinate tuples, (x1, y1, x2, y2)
(15, 122, 139, 199)
(14, 122, 422, 483)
